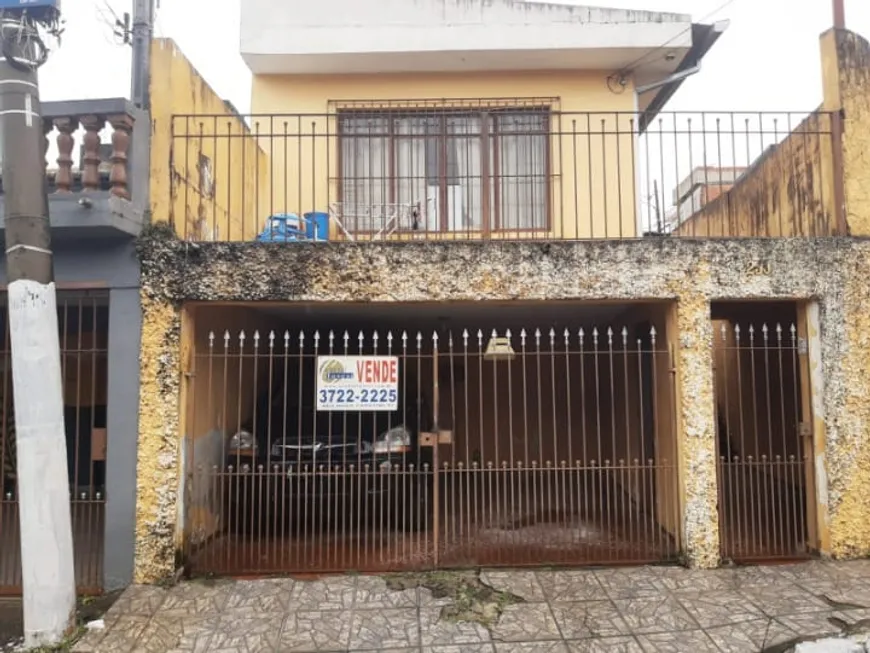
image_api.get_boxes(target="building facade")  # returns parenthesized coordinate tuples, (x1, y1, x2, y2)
(133, 0, 870, 584)
(0, 98, 149, 593)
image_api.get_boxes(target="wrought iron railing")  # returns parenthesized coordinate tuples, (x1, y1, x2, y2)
(169, 108, 843, 243)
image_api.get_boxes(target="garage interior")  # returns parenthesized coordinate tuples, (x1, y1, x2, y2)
(712, 301, 814, 562)
(0, 292, 108, 595)
(182, 301, 682, 575)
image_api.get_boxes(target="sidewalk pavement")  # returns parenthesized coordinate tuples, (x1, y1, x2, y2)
(71, 560, 870, 653)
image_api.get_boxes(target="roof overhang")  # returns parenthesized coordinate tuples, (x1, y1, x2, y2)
(639, 20, 730, 131)
(239, 0, 727, 122)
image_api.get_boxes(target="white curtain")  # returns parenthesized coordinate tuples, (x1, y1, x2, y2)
(340, 116, 389, 232)
(394, 116, 430, 230)
(447, 115, 483, 231)
(493, 113, 548, 230)
(340, 110, 547, 233)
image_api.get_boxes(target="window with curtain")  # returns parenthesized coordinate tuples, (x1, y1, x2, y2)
(339, 108, 549, 232)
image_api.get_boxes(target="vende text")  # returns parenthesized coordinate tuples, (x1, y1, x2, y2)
(356, 359, 398, 384)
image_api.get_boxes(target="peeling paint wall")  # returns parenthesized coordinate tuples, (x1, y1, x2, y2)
(674, 112, 837, 238)
(149, 39, 268, 243)
(676, 28, 870, 239)
(133, 229, 870, 580)
(821, 29, 870, 236)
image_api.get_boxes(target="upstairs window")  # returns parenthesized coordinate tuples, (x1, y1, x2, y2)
(339, 107, 549, 233)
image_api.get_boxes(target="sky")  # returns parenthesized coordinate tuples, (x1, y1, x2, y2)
(36, 0, 870, 115)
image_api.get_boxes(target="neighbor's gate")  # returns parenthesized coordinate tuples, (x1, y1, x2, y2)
(0, 293, 108, 595)
(713, 319, 814, 561)
(183, 322, 682, 575)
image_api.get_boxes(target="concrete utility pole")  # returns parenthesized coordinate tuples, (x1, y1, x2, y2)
(0, 5, 76, 648)
(130, 0, 155, 109)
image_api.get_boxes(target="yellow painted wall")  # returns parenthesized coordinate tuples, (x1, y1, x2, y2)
(675, 112, 837, 238)
(150, 39, 269, 241)
(821, 29, 870, 236)
(250, 71, 638, 240)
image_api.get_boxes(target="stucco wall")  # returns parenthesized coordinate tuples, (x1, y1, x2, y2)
(150, 39, 269, 242)
(821, 29, 870, 236)
(248, 71, 639, 240)
(674, 112, 837, 238)
(134, 227, 870, 581)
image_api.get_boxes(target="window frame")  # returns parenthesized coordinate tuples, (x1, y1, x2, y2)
(336, 106, 552, 235)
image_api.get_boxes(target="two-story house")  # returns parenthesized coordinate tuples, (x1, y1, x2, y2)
(131, 0, 870, 586)
(0, 100, 149, 595)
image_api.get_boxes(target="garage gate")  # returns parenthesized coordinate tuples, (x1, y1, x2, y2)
(181, 304, 682, 575)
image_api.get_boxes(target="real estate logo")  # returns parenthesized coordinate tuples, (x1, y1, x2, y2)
(319, 358, 354, 384)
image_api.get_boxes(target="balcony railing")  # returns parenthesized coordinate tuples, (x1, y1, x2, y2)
(0, 98, 144, 201)
(169, 107, 843, 243)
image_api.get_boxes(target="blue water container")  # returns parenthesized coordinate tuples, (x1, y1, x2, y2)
(303, 212, 330, 241)
(257, 214, 305, 242)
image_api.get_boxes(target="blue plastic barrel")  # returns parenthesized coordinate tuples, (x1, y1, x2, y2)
(303, 212, 330, 241)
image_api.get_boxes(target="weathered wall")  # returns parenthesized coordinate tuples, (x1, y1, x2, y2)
(150, 39, 269, 243)
(133, 228, 870, 580)
(675, 111, 837, 238)
(676, 28, 870, 239)
(821, 29, 870, 236)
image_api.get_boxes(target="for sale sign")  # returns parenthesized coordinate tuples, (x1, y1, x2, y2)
(316, 356, 399, 411)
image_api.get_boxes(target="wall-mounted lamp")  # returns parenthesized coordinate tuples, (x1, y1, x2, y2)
(484, 336, 516, 362)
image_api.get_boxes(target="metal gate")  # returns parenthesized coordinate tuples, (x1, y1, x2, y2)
(184, 321, 681, 575)
(0, 293, 108, 595)
(713, 319, 813, 561)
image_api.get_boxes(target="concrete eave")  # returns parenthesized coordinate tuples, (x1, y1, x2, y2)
(0, 192, 145, 242)
(240, 0, 694, 77)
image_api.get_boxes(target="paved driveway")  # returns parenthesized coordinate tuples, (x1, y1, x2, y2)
(72, 561, 870, 652)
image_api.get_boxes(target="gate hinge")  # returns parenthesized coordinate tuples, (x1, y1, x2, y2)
(798, 337, 808, 355)
(798, 422, 812, 437)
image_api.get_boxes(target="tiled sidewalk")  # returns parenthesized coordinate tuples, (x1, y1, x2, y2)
(73, 560, 870, 652)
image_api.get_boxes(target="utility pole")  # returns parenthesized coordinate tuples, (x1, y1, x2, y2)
(0, 4, 76, 648)
(131, 0, 155, 109)
(832, 0, 845, 29)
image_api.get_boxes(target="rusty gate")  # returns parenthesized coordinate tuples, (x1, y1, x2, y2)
(0, 293, 108, 595)
(183, 321, 682, 575)
(713, 318, 814, 561)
